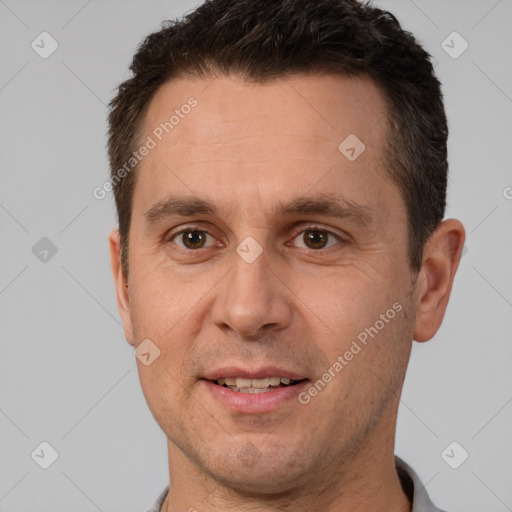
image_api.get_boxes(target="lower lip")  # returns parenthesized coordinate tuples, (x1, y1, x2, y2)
(201, 379, 310, 413)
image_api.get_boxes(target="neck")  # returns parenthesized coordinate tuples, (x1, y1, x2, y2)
(160, 408, 411, 512)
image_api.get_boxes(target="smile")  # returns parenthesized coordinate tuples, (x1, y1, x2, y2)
(202, 378, 311, 413)
(215, 376, 303, 393)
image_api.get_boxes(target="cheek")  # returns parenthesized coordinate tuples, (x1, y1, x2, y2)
(128, 263, 192, 340)
(136, 362, 187, 439)
(293, 266, 402, 347)
(128, 266, 209, 387)
(322, 301, 412, 424)
(294, 267, 413, 404)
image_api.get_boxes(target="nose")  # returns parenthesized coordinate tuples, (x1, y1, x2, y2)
(210, 244, 292, 339)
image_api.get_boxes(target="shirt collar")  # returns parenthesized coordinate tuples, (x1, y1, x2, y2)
(395, 455, 447, 512)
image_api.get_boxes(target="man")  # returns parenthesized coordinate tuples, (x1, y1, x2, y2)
(107, 0, 465, 510)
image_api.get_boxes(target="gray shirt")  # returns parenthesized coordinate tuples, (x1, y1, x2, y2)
(144, 455, 446, 512)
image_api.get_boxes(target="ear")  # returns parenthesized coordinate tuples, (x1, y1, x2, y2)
(109, 229, 135, 346)
(413, 219, 466, 342)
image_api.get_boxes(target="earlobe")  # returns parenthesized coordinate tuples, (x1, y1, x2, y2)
(413, 219, 466, 343)
(108, 229, 135, 345)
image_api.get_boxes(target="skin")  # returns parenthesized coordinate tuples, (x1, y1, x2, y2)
(109, 73, 465, 511)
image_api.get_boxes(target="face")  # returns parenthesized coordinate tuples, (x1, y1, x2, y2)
(112, 73, 423, 493)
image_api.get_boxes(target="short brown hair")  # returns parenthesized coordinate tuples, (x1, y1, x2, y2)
(107, 0, 448, 277)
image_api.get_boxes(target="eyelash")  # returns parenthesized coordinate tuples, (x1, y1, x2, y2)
(166, 225, 344, 252)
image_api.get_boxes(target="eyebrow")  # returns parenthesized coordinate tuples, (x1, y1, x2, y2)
(144, 193, 374, 228)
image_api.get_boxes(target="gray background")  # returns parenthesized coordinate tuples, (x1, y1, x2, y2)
(0, 0, 511, 510)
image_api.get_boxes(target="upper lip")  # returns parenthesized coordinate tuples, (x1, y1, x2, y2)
(202, 366, 308, 381)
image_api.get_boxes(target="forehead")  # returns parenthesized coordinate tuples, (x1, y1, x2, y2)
(133, 72, 398, 224)
(142, 72, 387, 155)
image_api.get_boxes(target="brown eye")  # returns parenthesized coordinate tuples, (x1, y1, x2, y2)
(291, 228, 341, 250)
(303, 230, 329, 249)
(171, 229, 214, 249)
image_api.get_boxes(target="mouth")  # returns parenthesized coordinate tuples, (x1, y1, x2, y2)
(211, 376, 308, 393)
(201, 376, 311, 413)
(200, 367, 310, 412)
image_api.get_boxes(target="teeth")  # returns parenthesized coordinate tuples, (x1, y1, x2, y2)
(252, 377, 280, 388)
(236, 378, 253, 388)
(229, 387, 274, 393)
(215, 377, 296, 388)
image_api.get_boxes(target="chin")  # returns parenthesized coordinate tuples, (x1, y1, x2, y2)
(201, 441, 309, 495)
(211, 465, 304, 496)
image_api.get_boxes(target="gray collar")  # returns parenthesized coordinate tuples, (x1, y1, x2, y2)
(395, 455, 447, 512)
